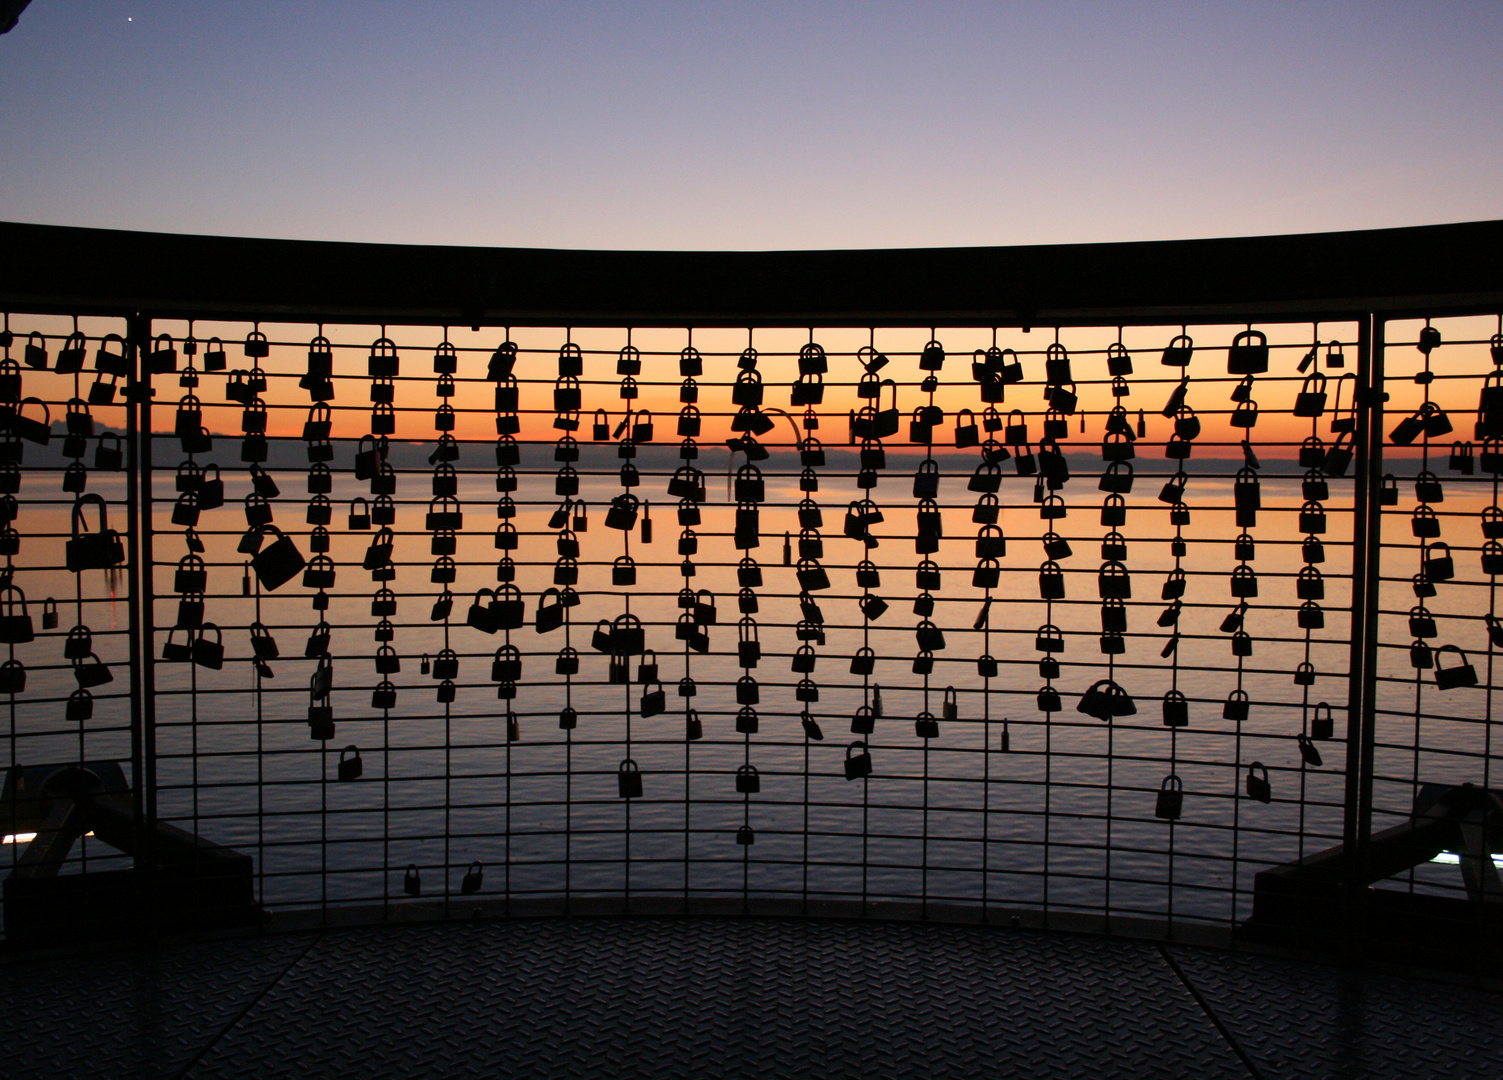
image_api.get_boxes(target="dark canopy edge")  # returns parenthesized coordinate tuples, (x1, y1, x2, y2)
(1, 219, 1499, 327)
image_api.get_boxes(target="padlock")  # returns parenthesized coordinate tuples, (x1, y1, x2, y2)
(250, 527, 306, 592)
(1230, 565, 1258, 598)
(640, 682, 666, 717)
(844, 741, 873, 781)
(1293, 372, 1328, 417)
(1450, 441, 1475, 474)
(1227, 329, 1269, 374)
(1155, 774, 1184, 820)
(1311, 703, 1335, 740)
(735, 764, 761, 794)
(1245, 763, 1272, 803)
(1161, 333, 1193, 368)
(1077, 678, 1135, 720)
(460, 861, 483, 895)
(618, 758, 644, 798)
(1162, 690, 1189, 728)
(72, 651, 112, 688)
(338, 745, 363, 781)
(1434, 644, 1478, 689)
(1039, 560, 1066, 600)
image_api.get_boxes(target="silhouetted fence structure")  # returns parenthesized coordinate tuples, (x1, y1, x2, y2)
(1, 221, 1500, 958)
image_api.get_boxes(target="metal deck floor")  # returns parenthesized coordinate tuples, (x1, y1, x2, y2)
(2, 917, 1500, 1079)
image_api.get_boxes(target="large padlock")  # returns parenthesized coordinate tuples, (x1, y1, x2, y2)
(1227, 329, 1269, 374)
(1434, 645, 1478, 690)
(250, 527, 306, 592)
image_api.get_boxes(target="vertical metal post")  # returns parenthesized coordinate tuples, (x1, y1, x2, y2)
(1342, 312, 1383, 934)
(124, 312, 157, 936)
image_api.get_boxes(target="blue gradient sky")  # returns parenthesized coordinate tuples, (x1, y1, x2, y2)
(0, 1, 1498, 250)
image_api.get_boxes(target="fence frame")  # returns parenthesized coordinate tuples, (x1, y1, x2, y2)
(3, 218, 1502, 949)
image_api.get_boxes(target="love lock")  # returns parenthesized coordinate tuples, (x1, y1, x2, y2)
(461, 860, 483, 894)
(1245, 763, 1272, 804)
(338, 745, 363, 781)
(1155, 775, 1184, 820)
(844, 742, 872, 781)
(1434, 645, 1478, 690)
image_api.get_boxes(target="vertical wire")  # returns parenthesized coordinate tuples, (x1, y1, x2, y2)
(621, 328, 634, 907)
(981, 327, 996, 917)
(1485, 312, 1503, 801)
(1229, 328, 1246, 932)
(4, 311, 14, 888)
(1407, 321, 1436, 895)
(862, 328, 874, 914)
(1167, 400, 1183, 933)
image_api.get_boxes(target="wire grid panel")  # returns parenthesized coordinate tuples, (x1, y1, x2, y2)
(1, 314, 1380, 930)
(1370, 314, 1503, 902)
(0, 314, 137, 884)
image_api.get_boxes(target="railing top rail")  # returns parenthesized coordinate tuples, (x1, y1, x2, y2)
(1, 219, 1500, 327)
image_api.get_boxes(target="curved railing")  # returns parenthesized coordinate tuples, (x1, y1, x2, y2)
(1, 220, 1501, 960)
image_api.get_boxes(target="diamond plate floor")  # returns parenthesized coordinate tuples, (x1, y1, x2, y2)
(1167, 944, 1503, 1080)
(1, 918, 1498, 1079)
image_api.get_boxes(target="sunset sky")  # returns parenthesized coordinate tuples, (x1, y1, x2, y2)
(0, 2, 1498, 251)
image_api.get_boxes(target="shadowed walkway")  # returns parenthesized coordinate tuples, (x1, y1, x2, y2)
(2, 917, 1500, 1079)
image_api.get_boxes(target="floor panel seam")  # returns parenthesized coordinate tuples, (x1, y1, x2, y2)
(172, 932, 324, 1080)
(1158, 944, 1265, 1080)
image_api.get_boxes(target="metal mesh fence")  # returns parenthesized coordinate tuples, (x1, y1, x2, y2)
(0, 306, 1496, 939)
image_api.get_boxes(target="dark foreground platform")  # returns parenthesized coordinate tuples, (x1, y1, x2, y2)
(2, 916, 1500, 1079)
